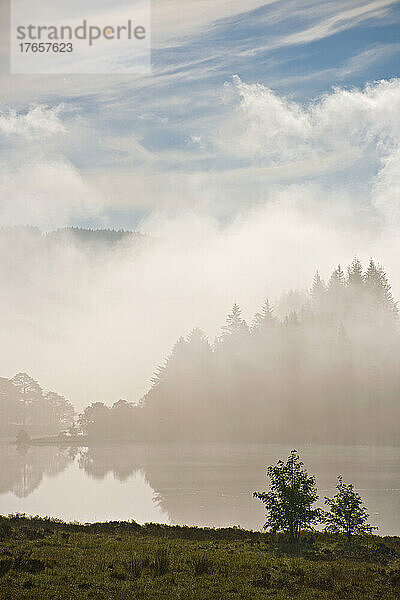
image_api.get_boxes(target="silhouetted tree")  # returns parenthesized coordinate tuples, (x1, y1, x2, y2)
(221, 303, 249, 340)
(110, 399, 135, 439)
(311, 271, 326, 302)
(327, 265, 346, 317)
(45, 391, 75, 430)
(364, 259, 397, 315)
(328, 264, 345, 290)
(78, 402, 111, 439)
(0, 377, 20, 434)
(252, 299, 276, 332)
(82, 258, 399, 445)
(253, 451, 322, 542)
(324, 476, 377, 541)
(10, 373, 43, 427)
(347, 258, 364, 288)
(150, 337, 187, 388)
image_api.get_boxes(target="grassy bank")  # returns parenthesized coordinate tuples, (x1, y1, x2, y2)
(0, 515, 399, 599)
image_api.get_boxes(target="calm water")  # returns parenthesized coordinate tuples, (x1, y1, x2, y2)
(0, 443, 399, 535)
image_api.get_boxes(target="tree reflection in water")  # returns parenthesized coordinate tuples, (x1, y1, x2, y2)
(0, 443, 399, 535)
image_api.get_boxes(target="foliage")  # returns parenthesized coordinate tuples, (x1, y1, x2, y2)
(324, 476, 377, 540)
(0, 515, 398, 599)
(0, 374, 74, 437)
(131, 258, 400, 444)
(253, 451, 322, 542)
(4, 257, 398, 444)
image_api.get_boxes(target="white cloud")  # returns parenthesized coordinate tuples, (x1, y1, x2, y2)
(1, 79, 400, 407)
(276, 0, 396, 48)
(152, 0, 276, 47)
(0, 105, 102, 228)
(241, 0, 399, 57)
(371, 145, 400, 221)
(218, 76, 400, 164)
(0, 105, 67, 139)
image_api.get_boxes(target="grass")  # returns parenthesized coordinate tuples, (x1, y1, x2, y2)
(0, 514, 399, 599)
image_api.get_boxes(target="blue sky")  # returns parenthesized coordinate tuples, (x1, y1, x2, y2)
(0, 0, 400, 229)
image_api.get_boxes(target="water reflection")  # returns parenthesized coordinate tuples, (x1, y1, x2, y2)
(0, 442, 399, 534)
(0, 443, 72, 498)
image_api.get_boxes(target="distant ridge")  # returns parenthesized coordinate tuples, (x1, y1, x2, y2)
(45, 226, 146, 245)
(0, 225, 148, 249)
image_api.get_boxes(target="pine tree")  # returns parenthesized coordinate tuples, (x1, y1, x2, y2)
(150, 337, 187, 387)
(326, 265, 346, 320)
(185, 328, 213, 376)
(364, 259, 398, 315)
(252, 299, 275, 332)
(347, 258, 364, 288)
(328, 264, 345, 291)
(310, 271, 327, 321)
(221, 303, 249, 339)
(186, 328, 210, 349)
(310, 271, 326, 301)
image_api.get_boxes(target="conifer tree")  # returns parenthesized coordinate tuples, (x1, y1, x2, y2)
(311, 271, 326, 301)
(221, 303, 249, 339)
(347, 258, 364, 288)
(150, 337, 187, 388)
(364, 259, 397, 315)
(326, 265, 346, 320)
(252, 299, 275, 332)
(328, 264, 345, 291)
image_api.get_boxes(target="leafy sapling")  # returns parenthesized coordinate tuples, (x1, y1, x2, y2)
(254, 450, 323, 542)
(324, 476, 377, 542)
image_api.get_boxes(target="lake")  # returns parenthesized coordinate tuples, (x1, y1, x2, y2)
(0, 442, 399, 535)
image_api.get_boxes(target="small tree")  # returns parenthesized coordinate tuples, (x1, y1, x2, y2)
(324, 476, 377, 541)
(253, 450, 322, 542)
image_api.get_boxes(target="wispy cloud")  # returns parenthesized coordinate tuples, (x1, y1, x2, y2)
(265, 0, 398, 50)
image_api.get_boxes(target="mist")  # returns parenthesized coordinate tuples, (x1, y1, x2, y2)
(0, 205, 395, 413)
(0, 77, 399, 419)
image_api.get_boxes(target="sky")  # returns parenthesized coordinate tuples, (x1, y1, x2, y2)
(0, 0, 399, 228)
(0, 0, 400, 406)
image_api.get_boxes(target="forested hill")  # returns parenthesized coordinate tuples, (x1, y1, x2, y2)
(0, 226, 146, 250)
(78, 258, 400, 445)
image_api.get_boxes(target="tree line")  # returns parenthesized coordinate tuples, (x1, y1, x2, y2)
(0, 373, 74, 437)
(4, 258, 399, 444)
(77, 258, 400, 444)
